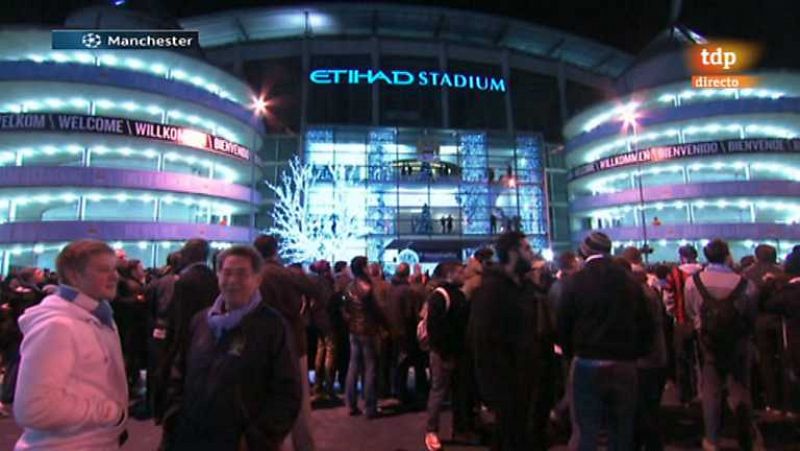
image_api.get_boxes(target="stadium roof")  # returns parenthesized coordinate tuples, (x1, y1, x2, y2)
(179, 3, 634, 78)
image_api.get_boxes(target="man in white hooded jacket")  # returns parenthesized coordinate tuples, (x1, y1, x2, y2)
(13, 239, 128, 450)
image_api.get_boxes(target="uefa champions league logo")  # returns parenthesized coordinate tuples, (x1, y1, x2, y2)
(81, 33, 103, 48)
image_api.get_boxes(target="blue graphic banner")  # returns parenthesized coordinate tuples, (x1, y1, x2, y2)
(52, 30, 199, 50)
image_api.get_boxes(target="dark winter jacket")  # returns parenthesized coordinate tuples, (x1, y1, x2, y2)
(426, 283, 469, 360)
(145, 273, 179, 331)
(765, 278, 800, 358)
(260, 260, 325, 358)
(558, 255, 654, 361)
(155, 262, 219, 422)
(469, 266, 554, 409)
(162, 304, 301, 451)
(342, 278, 386, 337)
(385, 277, 418, 340)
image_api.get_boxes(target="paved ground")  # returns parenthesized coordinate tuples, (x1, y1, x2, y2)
(1, 387, 798, 450)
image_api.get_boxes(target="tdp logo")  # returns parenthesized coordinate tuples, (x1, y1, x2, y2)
(700, 47, 737, 70)
(689, 41, 762, 89)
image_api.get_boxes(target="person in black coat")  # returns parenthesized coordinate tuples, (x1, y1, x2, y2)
(765, 250, 800, 415)
(469, 231, 554, 451)
(154, 239, 219, 425)
(162, 245, 300, 451)
(424, 262, 473, 451)
(145, 252, 181, 417)
(0, 267, 45, 406)
(558, 232, 653, 451)
(387, 264, 426, 406)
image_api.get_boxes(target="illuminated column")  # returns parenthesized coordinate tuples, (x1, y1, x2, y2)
(440, 42, 449, 128)
(1, 250, 9, 277)
(300, 35, 310, 156)
(150, 244, 157, 268)
(78, 196, 86, 221)
(502, 49, 513, 134)
(557, 59, 568, 124)
(371, 36, 380, 127)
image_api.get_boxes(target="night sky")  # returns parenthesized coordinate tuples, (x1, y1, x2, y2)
(1, 0, 797, 68)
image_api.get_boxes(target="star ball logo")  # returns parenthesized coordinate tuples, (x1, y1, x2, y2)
(52, 30, 199, 50)
(688, 40, 762, 89)
(81, 32, 103, 49)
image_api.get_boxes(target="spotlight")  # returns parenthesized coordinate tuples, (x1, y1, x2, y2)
(251, 96, 268, 115)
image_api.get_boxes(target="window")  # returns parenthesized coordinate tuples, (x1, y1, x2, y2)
(448, 60, 506, 130)
(308, 55, 372, 125)
(379, 56, 442, 128)
(511, 70, 560, 139)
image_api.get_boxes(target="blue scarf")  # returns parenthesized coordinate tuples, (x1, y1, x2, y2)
(57, 285, 115, 328)
(206, 291, 262, 340)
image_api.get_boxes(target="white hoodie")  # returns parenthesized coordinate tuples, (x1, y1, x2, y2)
(13, 293, 128, 450)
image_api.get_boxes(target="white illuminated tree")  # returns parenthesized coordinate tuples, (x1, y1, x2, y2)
(266, 157, 370, 263)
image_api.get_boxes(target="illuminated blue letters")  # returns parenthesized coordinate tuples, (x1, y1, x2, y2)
(310, 70, 332, 84)
(309, 68, 507, 92)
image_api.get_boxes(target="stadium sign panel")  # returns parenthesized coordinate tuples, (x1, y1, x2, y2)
(569, 138, 800, 180)
(0, 113, 250, 161)
(310, 69, 507, 92)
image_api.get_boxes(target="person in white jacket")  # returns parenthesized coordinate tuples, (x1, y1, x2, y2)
(13, 239, 128, 450)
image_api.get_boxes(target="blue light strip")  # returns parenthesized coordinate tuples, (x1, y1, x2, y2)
(516, 135, 547, 238)
(458, 132, 489, 234)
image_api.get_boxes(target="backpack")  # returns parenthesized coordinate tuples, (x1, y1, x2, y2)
(417, 287, 450, 352)
(694, 273, 748, 366)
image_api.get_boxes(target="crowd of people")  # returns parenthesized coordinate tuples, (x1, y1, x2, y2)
(0, 231, 798, 451)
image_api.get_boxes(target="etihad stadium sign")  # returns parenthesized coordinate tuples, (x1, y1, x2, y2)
(309, 69, 507, 92)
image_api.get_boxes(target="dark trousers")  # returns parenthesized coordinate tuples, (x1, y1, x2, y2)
(314, 334, 337, 396)
(784, 333, 800, 413)
(426, 351, 475, 434)
(345, 334, 378, 415)
(336, 330, 350, 391)
(1, 348, 20, 404)
(635, 367, 666, 451)
(673, 322, 699, 404)
(395, 339, 429, 404)
(427, 351, 455, 433)
(147, 334, 167, 416)
(700, 345, 756, 449)
(755, 315, 783, 409)
(378, 336, 398, 398)
(570, 358, 638, 451)
(490, 358, 552, 451)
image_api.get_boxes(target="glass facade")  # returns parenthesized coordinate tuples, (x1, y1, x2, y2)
(296, 126, 547, 263)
